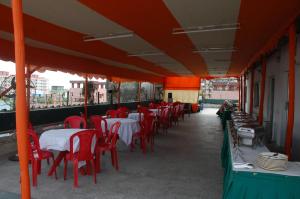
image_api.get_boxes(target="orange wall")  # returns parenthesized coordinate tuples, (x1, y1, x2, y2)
(164, 77, 200, 90)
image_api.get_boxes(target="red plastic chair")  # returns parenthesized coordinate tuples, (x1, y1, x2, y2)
(63, 130, 97, 187)
(118, 111, 128, 118)
(131, 114, 155, 153)
(106, 110, 119, 118)
(28, 129, 57, 187)
(159, 108, 171, 133)
(178, 103, 185, 120)
(89, 115, 109, 137)
(95, 121, 121, 173)
(117, 106, 129, 114)
(171, 105, 180, 126)
(64, 116, 87, 129)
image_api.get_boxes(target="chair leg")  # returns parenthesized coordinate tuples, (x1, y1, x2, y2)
(114, 149, 119, 171)
(73, 160, 79, 187)
(37, 160, 41, 175)
(32, 159, 37, 187)
(63, 157, 68, 180)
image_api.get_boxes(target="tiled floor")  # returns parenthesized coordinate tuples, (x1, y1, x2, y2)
(0, 109, 223, 199)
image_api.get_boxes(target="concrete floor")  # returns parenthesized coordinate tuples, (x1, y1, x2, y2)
(0, 108, 223, 199)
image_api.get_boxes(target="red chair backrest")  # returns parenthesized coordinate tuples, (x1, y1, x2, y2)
(117, 106, 129, 113)
(89, 115, 108, 138)
(69, 130, 97, 161)
(64, 116, 86, 129)
(106, 121, 121, 147)
(118, 111, 128, 118)
(149, 102, 158, 109)
(141, 115, 155, 136)
(27, 129, 42, 160)
(106, 110, 119, 118)
(160, 108, 170, 121)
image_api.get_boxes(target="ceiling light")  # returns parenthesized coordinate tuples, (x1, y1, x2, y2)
(193, 47, 238, 53)
(128, 52, 164, 57)
(83, 32, 133, 41)
(173, 23, 240, 35)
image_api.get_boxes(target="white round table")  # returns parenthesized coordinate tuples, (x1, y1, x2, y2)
(102, 118, 140, 145)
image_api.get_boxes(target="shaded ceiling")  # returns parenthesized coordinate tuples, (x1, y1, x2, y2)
(0, 0, 299, 81)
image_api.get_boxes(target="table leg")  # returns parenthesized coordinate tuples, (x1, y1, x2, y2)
(48, 151, 66, 176)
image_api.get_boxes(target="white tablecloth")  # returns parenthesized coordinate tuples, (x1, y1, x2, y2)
(103, 118, 140, 145)
(128, 113, 143, 121)
(39, 128, 95, 153)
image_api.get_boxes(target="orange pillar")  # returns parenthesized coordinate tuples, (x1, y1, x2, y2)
(285, 24, 296, 159)
(84, 75, 88, 121)
(258, 58, 267, 125)
(12, 0, 31, 198)
(117, 82, 121, 106)
(249, 68, 255, 114)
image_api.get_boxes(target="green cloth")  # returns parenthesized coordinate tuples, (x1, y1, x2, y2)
(222, 127, 300, 199)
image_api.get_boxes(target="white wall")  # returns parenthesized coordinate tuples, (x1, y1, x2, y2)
(264, 45, 289, 146)
(292, 34, 300, 160)
(242, 34, 300, 160)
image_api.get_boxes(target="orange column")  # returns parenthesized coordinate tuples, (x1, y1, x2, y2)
(285, 24, 296, 159)
(12, 0, 31, 198)
(258, 58, 267, 125)
(84, 75, 88, 121)
(249, 68, 255, 114)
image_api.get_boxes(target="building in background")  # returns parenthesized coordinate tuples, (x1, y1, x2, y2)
(31, 74, 49, 95)
(69, 80, 107, 105)
(201, 78, 238, 101)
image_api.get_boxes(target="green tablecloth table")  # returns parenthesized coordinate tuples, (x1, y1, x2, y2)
(222, 124, 300, 199)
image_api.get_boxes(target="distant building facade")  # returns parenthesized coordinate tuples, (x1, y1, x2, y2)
(202, 78, 239, 100)
(30, 74, 49, 95)
(69, 80, 107, 104)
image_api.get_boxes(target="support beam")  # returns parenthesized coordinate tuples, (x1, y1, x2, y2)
(258, 58, 267, 125)
(12, 0, 31, 198)
(249, 68, 255, 114)
(285, 24, 296, 159)
(84, 74, 88, 122)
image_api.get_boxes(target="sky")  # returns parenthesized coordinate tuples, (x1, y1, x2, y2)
(0, 60, 106, 89)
